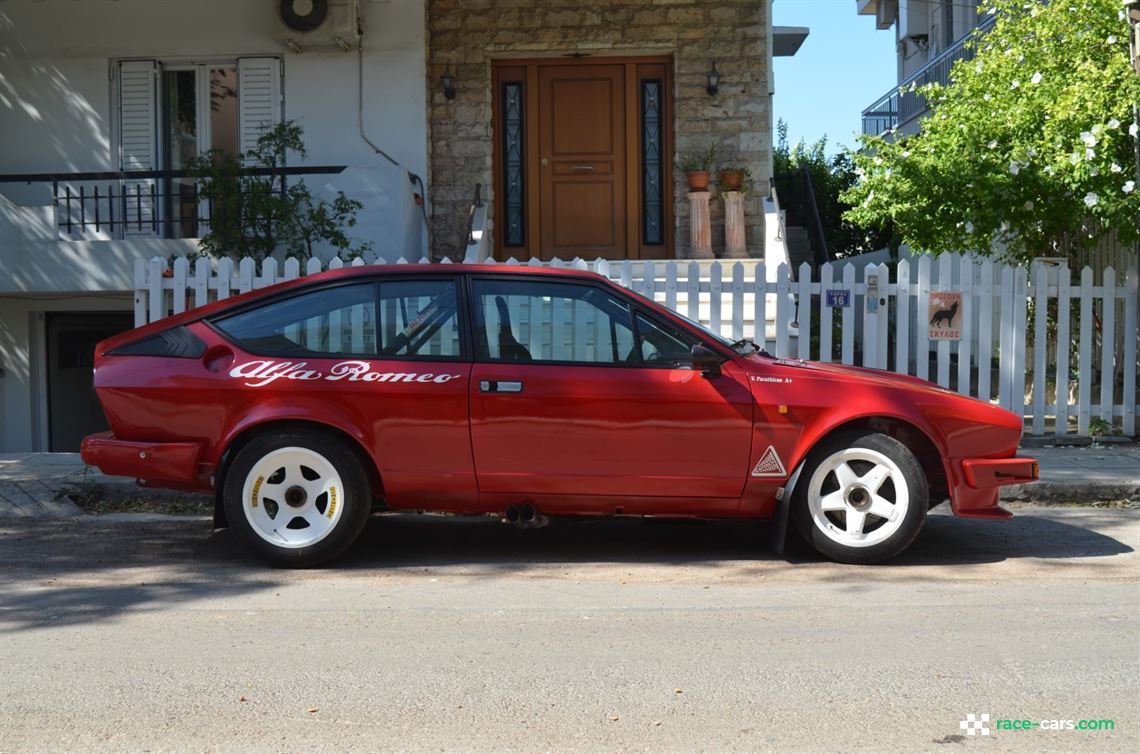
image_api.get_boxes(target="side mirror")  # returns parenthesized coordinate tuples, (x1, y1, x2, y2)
(691, 343, 722, 377)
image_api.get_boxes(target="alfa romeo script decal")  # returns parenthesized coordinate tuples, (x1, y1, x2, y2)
(229, 360, 462, 388)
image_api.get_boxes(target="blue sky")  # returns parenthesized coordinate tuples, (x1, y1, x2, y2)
(772, 0, 898, 154)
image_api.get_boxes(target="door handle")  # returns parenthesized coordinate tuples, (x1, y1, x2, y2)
(479, 380, 524, 393)
(569, 164, 595, 173)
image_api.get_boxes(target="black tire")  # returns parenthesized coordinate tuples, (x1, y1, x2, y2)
(222, 429, 372, 567)
(791, 430, 928, 564)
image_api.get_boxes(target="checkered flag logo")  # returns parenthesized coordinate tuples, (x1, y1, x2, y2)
(960, 713, 991, 736)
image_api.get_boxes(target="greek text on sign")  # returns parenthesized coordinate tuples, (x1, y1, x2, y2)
(826, 289, 850, 308)
(928, 292, 962, 341)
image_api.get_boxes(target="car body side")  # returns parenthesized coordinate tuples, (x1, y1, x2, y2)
(81, 265, 1035, 523)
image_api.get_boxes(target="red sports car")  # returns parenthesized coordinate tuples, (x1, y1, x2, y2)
(81, 265, 1037, 566)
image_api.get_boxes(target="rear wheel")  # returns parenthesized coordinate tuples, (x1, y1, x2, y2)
(792, 431, 928, 564)
(223, 430, 372, 567)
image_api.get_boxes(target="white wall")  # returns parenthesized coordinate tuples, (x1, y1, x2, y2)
(0, 0, 429, 263)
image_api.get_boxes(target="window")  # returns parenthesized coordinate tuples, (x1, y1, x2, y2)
(377, 280, 462, 359)
(473, 280, 635, 364)
(635, 312, 694, 367)
(213, 283, 377, 356)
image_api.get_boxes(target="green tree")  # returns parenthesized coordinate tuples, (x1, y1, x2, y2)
(773, 120, 892, 258)
(843, 0, 1140, 264)
(191, 121, 371, 263)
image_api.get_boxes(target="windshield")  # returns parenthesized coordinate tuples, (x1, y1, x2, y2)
(622, 287, 769, 356)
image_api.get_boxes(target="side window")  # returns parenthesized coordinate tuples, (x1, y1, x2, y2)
(472, 279, 635, 364)
(377, 279, 462, 359)
(635, 312, 695, 367)
(214, 283, 376, 356)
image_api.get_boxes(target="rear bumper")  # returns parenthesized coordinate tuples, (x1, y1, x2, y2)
(949, 455, 1038, 519)
(80, 432, 205, 487)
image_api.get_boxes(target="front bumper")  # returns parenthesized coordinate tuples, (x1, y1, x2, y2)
(80, 432, 204, 487)
(949, 455, 1038, 518)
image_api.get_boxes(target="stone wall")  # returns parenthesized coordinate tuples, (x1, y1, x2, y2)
(427, 0, 771, 260)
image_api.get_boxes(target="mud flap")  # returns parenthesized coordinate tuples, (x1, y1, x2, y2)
(771, 462, 804, 556)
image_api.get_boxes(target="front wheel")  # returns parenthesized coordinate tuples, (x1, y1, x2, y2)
(223, 430, 372, 567)
(792, 431, 928, 564)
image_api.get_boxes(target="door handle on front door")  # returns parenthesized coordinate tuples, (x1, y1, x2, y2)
(479, 380, 524, 393)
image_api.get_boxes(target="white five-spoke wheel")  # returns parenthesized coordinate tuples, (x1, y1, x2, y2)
(224, 430, 372, 567)
(241, 447, 345, 549)
(794, 431, 928, 564)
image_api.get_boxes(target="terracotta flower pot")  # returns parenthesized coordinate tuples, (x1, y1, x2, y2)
(686, 171, 711, 191)
(719, 170, 744, 191)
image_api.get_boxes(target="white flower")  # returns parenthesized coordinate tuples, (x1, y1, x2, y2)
(1044, 165, 1055, 176)
(1070, 152, 1082, 165)
(988, 140, 999, 149)
(965, 221, 975, 233)
(1107, 35, 1118, 45)
(1024, 201, 1034, 211)
(1108, 118, 1121, 129)
(1084, 192, 1099, 208)
(1091, 167, 1100, 177)
(984, 93, 993, 101)
(1080, 131, 1097, 147)
(1011, 80, 1020, 89)
(1009, 161, 1021, 175)
(1030, 72, 1043, 85)
(1130, 123, 1139, 137)
(1000, 221, 1011, 232)
(1111, 163, 1123, 173)
(1026, 147, 1038, 158)
(1125, 181, 1136, 195)
(874, 156, 883, 165)
(975, 60, 984, 72)
(1086, 148, 1096, 160)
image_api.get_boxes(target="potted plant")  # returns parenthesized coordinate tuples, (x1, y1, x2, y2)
(718, 166, 750, 192)
(678, 143, 719, 191)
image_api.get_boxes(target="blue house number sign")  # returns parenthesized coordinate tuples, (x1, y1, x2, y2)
(826, 289, 850, 308)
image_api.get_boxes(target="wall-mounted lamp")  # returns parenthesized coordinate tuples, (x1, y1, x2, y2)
(706, 61, 720, 96)
(441, 65, 456, 101)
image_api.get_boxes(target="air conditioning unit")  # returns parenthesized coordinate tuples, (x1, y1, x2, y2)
(875, 0, 898, 30)
(277, 0, 359, 53)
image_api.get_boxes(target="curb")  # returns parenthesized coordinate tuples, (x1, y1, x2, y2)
(1002, 482, 1140, 504)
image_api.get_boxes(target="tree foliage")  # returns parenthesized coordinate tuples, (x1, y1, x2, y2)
(191, 121, 371, 263)
(842, 0, 1140, 264)
(773, 121, 892, 258)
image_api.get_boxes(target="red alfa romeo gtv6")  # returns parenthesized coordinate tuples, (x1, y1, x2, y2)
(81, 265, 1037, 566)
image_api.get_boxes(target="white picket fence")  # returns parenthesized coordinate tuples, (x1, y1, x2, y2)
(135, 253, 1140, 438)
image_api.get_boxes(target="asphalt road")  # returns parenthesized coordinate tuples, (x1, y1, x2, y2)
(1, 505, 1137, 753)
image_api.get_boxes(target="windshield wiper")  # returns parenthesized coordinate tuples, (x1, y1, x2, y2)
(729, 338, 769, 356)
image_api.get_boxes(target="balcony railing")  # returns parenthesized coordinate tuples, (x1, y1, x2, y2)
(0, 165, 346, 241)
(861, 14, 996, 136)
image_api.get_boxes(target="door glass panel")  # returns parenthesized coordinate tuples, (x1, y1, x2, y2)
(635, 312, 694, 367)
(378, 279, 462, 359)
(208, 67, 239, 159)
(473, 279, 635, 364)
(641, 79, 664, 246)
(213, 283, 377, 356)
(163, 69, 199, 239)
(501, 82, 525, 247)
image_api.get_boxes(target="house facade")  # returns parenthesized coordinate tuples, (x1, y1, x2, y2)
(0, 0, 805, 452)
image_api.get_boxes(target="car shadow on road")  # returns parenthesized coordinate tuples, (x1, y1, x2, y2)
(336, 507, 1135, 571)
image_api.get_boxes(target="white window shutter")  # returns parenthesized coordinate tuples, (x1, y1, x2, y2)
(117, 59, 159, 237)
(238, 57, 283, 160)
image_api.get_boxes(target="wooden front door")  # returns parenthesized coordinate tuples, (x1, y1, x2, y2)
(492, 58, 673, 261)
(538, 64, 626, 260)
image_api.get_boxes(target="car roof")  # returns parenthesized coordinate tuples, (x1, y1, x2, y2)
(97, 262, 611, 354)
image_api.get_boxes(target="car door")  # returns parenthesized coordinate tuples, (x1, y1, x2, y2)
(468, 275, 753, 500)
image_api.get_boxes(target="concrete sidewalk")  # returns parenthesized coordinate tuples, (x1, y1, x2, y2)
(0, 444, 1137, 519)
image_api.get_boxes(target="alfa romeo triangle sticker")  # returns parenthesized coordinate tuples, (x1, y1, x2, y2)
(751, 445, 787, 478)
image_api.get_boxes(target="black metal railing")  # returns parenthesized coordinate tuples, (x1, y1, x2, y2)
(861, 14, 996, 135)
(0, 165, 346, 239)
(772, 167, 831, 269)
(465, 182, 484, 248)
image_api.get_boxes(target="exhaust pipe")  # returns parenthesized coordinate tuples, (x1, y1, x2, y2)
(504, 505, 520, 524)
(519, 503, 549, 529)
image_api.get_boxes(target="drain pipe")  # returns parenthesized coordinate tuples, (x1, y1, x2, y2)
(355, 14, 431, 250)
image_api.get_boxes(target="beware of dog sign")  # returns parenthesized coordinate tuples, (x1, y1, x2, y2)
(928, 292, 962, 341)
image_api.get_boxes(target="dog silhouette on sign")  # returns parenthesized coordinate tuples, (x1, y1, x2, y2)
(930, 301, 959, 329)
